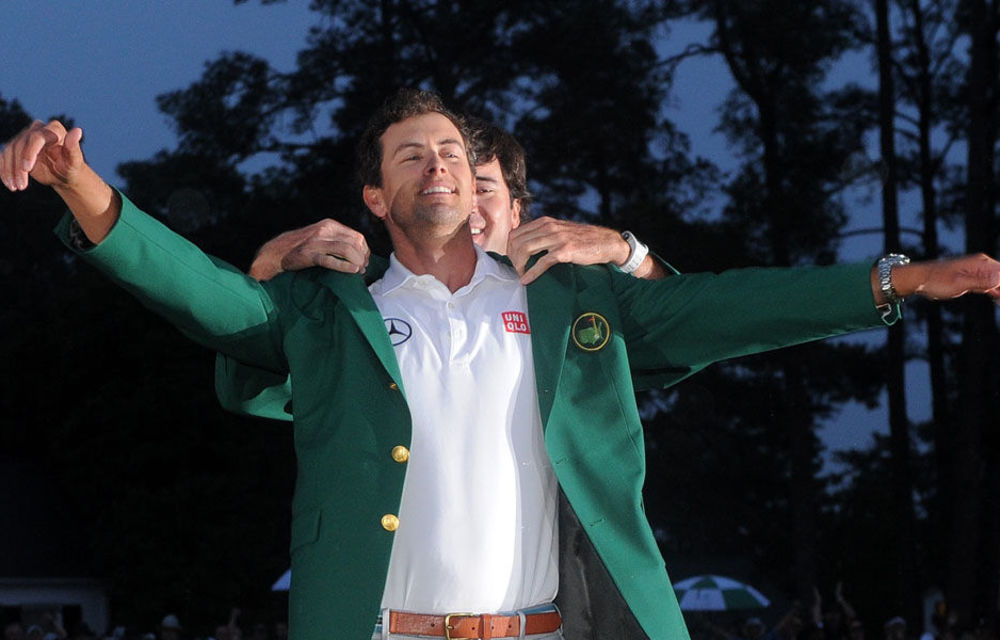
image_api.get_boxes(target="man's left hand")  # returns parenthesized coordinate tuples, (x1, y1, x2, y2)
(506, 217, 631, 284)
(887, 253, 1000, 303)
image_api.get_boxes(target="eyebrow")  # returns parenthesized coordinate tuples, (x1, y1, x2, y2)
(391, 141, 425, 157)
(391, 138, 465, 158)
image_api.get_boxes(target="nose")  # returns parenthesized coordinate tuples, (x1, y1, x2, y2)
(425, 153, 447, 174)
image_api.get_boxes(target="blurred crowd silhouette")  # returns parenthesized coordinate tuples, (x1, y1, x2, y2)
(3, 609, 286, 640)
(3, 589, 997, 640)
(686, 585, 997, 640)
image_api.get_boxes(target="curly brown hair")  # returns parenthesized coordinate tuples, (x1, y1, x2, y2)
(467, 117, 532, 221)
(356, 88, 475, 189)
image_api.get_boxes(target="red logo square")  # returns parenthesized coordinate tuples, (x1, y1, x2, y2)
(501, 311, 531, 334)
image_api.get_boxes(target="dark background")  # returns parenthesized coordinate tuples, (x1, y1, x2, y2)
(1, 0, 998, 638)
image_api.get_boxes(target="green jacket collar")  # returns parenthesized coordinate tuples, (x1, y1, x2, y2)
(313, 251, 575, 429)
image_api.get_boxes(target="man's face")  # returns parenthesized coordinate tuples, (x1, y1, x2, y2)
(364, 112, 474, 240)
(469, 158, 521, 254)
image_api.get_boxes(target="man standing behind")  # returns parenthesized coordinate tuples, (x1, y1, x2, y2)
(2, 89, 998, 640)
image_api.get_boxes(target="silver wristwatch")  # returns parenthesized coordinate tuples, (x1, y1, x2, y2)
(620, 231, 649, 274)
(877, 253, 910, 305)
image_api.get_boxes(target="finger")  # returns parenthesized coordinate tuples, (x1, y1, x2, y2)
(328, 236, 370, 267)
(281, 243, 365, 274)
(315, 225, 370, 265)
(519, 253, 559, 285)
(311, 240, 368, 269)
(23, 121, 64, 167)
(2, 127, 33, 190)
(314, 244, 367, 272)
(985, 263, 1000, 291)
(315, 219, 367, 241)
(0, 143, 11, 191)
(959, 258, 1000, 295)
(18, 123, 63, 190)
(313, 253, 364, 274)
(506, 232, 555, 272)
(506, 245, 530, 276)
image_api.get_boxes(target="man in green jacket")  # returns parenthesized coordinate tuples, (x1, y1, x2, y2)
(223, 118, 676, 422)
(3, 90, 998, 640)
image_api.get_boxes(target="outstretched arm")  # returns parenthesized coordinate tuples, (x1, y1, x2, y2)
(0, 120, 119, 244)
(2, 119, 287, 371)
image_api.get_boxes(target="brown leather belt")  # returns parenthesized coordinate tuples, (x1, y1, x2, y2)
(387, 609, 562, 639)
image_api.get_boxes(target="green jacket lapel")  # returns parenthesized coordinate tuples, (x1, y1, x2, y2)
(315, 258, 407, 398)
(525, 264, 575, 431)
(487, 251, 576, 430)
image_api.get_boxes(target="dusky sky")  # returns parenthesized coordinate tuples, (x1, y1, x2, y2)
(3, 1, 952, 472)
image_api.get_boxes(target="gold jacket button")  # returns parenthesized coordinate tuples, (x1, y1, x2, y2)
(391, 446, 410, 463)
(389, 382, 399, 391)
(381, 514, 399, 532)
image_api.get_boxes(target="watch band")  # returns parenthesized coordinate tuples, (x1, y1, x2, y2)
(620, 231, 649, 274)
(877, 253, 910, 305)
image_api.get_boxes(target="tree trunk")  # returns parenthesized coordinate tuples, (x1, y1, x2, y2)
(875, 0, 919, 621)
(907, 0, 952, 600)
(949, 0, 999, 625)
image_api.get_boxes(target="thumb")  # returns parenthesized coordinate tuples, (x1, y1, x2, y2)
(63, 127, 85, 163)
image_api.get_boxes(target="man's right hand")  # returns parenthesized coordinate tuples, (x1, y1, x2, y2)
(249, 218, 371, 281)
(0, 120, 85, 192)
(1, 119, 119, 244)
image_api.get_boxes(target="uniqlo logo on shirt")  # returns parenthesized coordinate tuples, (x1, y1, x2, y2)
(501, 311, 531, 334)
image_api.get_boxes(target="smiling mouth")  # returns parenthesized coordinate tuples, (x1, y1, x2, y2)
(420, 186, 454, 195)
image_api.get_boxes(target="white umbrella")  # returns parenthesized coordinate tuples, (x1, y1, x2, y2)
(673, 574, 770, 611)
(271, 568, 291, 591)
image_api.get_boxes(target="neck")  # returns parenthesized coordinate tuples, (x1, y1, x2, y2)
(389, 226, 478, 292)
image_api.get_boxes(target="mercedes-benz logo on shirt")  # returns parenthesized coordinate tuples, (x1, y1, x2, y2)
(385, 318, 413, 346)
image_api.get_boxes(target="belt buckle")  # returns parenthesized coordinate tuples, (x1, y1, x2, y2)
(443, 612, 474, 640)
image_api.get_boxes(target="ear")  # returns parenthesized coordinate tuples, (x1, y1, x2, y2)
(510, 199, 522, 229)
(363, 185, 387, 220)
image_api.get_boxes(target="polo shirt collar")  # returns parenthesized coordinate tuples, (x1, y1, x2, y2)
(377, 244, 518, 296)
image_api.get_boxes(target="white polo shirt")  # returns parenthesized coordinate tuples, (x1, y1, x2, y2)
(371, 247, 558, 614)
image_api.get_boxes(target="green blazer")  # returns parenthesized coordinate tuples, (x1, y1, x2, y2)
(59, 194, 888, 640)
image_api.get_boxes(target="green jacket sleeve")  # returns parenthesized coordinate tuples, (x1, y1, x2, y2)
(55, 191, 287, 374)
(609, 261, 892, 387)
